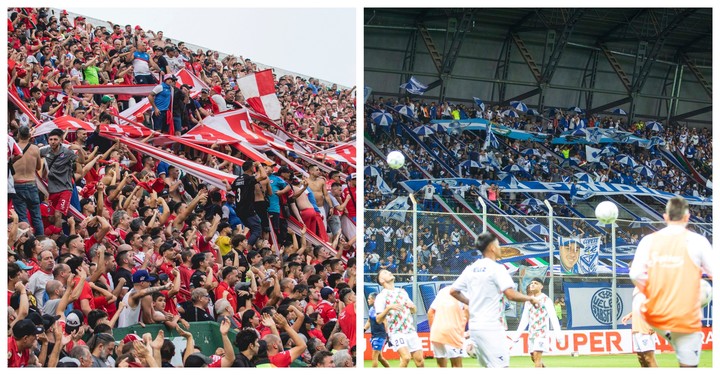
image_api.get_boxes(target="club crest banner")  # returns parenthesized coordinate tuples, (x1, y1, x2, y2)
(563, 282, 633, 329)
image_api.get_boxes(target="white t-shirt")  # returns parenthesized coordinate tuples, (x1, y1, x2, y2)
(451, 258, 515, 331)
(423, 184, 436, 200)
(374, 287, 416, 334)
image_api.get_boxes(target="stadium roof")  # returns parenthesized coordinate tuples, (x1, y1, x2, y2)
(365, 8, 712, 66)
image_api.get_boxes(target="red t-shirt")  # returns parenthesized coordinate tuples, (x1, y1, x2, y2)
(8, 336, 30, 367)
(215, 281, 237, 312)
(338, 302, 356, 348)
(269, 351, 292, 368)
(252, 291, 269, 311)
(316, 300, 337, 323)
(342, 186, 356, 218)
(72, 276, 96, 313)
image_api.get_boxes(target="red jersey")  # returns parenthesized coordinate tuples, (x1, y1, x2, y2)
(269, 351, 292, 368)
(72, 276, 96, 313)
(215, 281, 238, 312)
(338, 302, 356, 348)
(342, 186, 356, 219)
(8, 336, 30, 367)
(316, 300, 337, 323)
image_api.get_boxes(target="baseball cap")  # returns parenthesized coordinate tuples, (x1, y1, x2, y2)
(15, 260, 33, 270)
(15, 227, 30, 240)
(12, 319, 43, 338)
(41, 314, 59, 331)
(201, 88, 209, 93)
(185, 353, 212, 367)
(101, 95, 113, 104)
(66, 310, 83, 328)
(320, 286, 334, 299)
(163, 74, 176, 81)
(57, 357, 81, 367)
(122, 333, 141, 344)
(348, 173, 356, 180)
(132, 269, 156, 283)
(27, 311, 43, 326)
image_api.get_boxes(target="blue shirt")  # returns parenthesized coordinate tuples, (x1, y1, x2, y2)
(268, 175, 287, 214)
(368, 307, 388, 338)
(156, 161, 169, 177)
(152, 82, 173, 111)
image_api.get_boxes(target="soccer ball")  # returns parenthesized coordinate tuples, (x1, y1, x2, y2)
(700, 279, 712, 307)
(595, 201, 619, 225)
(463, 338, 477, 358)
(387, 151, 405, 169)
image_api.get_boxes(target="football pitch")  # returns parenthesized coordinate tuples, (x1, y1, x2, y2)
(363, 351, 713, 367)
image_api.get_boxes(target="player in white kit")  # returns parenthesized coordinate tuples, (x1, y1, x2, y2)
(450, 232, 539, 368)
(374, 269, 424, 367)
(621, 288, 658, 367)
(512, 278, 562, 367)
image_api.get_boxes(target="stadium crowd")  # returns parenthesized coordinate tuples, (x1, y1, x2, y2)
(363, 96, 712, 278)
(8, 8, 357, 368)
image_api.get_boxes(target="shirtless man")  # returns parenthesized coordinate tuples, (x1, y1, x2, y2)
(253, 164, 273, 240)
(290, 176, 328, 242)
(68, 128, 98, 165)
(165, 165, 189, 203)
(307, 165, 331, 227)
(11, 126, 45, 234)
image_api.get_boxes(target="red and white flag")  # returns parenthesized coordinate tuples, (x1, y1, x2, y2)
(317, 143, 357, 165)
(33, 115, 96, 136)
(237, 69, 281, 120)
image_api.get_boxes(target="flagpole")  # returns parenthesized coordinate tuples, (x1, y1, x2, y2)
(409, 193, 419, 318)
(544, 199, 554, 303)
(478, 196, 487, 233)
(612, 222, 617, 329)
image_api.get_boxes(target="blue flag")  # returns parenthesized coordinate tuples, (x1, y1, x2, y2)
(400, 76, 428, 95)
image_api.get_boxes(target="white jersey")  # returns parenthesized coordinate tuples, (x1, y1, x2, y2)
(451, 258, 515, 331)
(374, 287, 416, 334)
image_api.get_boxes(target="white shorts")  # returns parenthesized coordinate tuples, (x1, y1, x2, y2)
(431, 342, 464, 359)
(631, 332, 656, 353)
(469, 329, 509, 368)
(529, 336, 550, 353)
(653, 328, 703, 366)
(388, 332, 423, 353)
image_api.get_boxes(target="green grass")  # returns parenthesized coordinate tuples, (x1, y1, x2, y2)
(364, 350, 713, 367)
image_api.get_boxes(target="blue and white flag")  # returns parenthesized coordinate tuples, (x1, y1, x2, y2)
(585, 145, 602, 163)
(400, 76, 428, 95)
(364, 86, 372, 104)
(366, 166, 395, 195)
(558, 236, 601, 275)
(380, 196, 410, 222)
(473, 97, 485, 111)
(483, 124, 499, 150)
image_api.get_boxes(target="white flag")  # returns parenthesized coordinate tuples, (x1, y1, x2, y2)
(586, 145, 602, 162)
(380, 196, 410, 222)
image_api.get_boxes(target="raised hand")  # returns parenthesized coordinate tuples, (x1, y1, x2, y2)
(219, 317, 231, 335)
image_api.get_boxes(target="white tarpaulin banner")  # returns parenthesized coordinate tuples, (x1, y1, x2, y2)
(563, 282, 633, 329)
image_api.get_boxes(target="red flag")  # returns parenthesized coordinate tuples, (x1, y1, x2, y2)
(237, 69, 281, 120)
